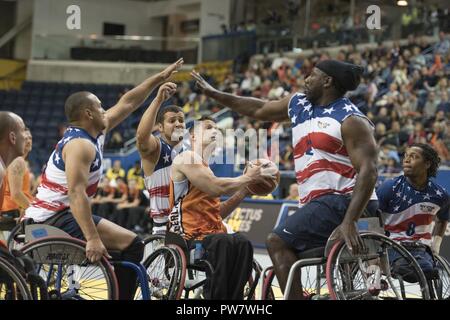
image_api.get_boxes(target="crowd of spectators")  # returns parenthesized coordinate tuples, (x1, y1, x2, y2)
(165, 32, 450, 176)
(19, 31, 448, 237)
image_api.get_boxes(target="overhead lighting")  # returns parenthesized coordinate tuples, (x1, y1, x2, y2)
(397, 0, 408, 6)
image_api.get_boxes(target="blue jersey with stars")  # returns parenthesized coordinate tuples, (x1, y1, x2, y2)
(25, 126, 105, 222)
(376, 175, 449, 245)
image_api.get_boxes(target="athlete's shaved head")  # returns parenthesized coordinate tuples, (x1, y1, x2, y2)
(0, 111, 22, 140)
(64, 91, 98, 122)
(0, 111, 27, 165)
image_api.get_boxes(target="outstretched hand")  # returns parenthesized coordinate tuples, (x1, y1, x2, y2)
(157, 82, 177, 101)
(160, 58, 184, 81)
(190, 70, 216, 95)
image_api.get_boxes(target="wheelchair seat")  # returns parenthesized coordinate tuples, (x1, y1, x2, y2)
(108, 250, 124, 261)
(296, 247, 325, 260)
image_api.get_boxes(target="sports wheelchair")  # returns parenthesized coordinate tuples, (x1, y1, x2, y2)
(260, 217, 438, 300)
(140, 231, 262, 300)
(8, 219, 156, 300)
(0, 240, 47, 300)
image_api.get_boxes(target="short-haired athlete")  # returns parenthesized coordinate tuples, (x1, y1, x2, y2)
(24, 58, 184, 299)
(192, 60, 379, 299)
(1, 128, 33, 239)
(377, 143, 449, 274)
(0, 112, 27, 211)
(136, 81, 185, 235)
(169, 116, 275, 299)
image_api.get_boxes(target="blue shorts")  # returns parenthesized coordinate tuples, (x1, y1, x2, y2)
(273, 194, 349, 252)
(42, 209, 103, 241)
(273, 194, 378, 252)
(389, 246, 435, 274)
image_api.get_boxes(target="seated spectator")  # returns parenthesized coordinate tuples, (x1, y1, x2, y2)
(380, 157, 402, 176)
(240, 70, 261, 95)
(408, 121, 427, 145)
(92, 177, 116, 220)
(382, 121, 409, 149)
(410, 46, 427, 71)
(429, 121, 450, 162)
(437, 91, 450, 114)
(127, 161, 145, 190)
(106, 131, 124, 150)
(423, 91, 441, 118)
(280, 144, 294, 170)
(434, 31, 449, 58)
(109, 177, 129, 225)
(284, 183, 299, 201)
(111, 179, 147, 232)
(106, 160, 126, 182)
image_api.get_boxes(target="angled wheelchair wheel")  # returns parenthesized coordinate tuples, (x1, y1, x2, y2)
(0, 255, 32, 300)
(142, 234, 165, 263)
(21, 237, 119, 300)
(261, 268, 282, 300)
(141, 246, 182, 300)
(326, 233, 430, 300)
(245, 259, 263, 300)
(430, 255, 450, 300)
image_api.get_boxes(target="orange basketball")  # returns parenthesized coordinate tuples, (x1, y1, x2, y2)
(245, 159, 280, 196)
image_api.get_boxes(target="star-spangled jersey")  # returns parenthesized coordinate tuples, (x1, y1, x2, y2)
(288, 93, 377, 206)
(144, 138, 184, 218)
(377, 175, 449, 245)
(25, 126, 104, 222)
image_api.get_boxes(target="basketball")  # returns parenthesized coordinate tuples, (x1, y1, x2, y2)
(245, 159, 280, 196)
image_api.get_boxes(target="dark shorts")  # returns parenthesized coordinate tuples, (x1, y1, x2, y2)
(42, 209, 103, 241)
(273, 194, 378, 252)
(389, 246, 435, 274)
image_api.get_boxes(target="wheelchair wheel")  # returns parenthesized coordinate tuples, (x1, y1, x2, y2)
(6, 223, 24, 252)
(326, 233, 430, 300)
(21, 237, 119, 300)
(261, 264, 326, 300)
(244, 259, 263, 300)
(261, 268, 282, 300)
(430, 255, 450, 300)
(142, 234, 165, 262)
(167, 244, 187, 300)
(141, 246, 182, 300)
(0, 256, 32, 300)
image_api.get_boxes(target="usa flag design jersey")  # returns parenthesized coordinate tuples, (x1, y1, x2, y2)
(288, 93, 377, 206)
(377, 176, 449, 245)
(144, 138, 184, 218)
(25, 127, 104, 222)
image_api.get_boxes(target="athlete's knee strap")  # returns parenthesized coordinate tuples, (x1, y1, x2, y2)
(122, 236, 144, 263)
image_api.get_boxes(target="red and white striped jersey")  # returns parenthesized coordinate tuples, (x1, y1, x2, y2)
(288, 93, 377, 206)
(25, 127, 104, 222)
(144, 138, 183, 218)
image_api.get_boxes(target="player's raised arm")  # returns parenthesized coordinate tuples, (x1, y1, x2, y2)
(105, 58, 184, 132)
(191, 70, 291, 122)
(136, 82, 177, 158)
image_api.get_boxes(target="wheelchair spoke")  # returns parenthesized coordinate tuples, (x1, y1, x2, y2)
(22, 238, 117, 300)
